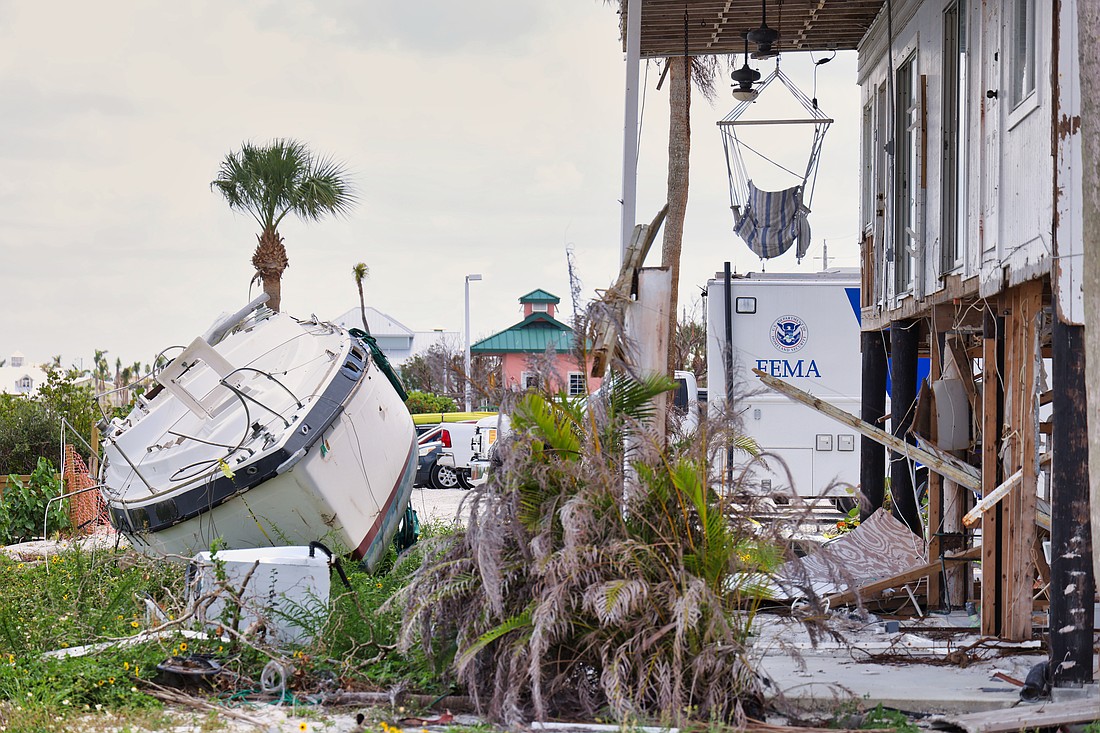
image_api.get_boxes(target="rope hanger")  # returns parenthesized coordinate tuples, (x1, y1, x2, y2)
(718, 65, 834, 263)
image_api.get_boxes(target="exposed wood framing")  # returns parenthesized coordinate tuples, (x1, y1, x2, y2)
(962, 454, 1052, 528)
(861, 275, 981, 331)
(981, 309, 1005, 635)
(620, 0, 885, 58)
(1001, 281, 1043, 641)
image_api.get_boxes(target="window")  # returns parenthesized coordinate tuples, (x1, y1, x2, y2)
(941, 0, 968, 273)
(568, 372, 585, 397)
(1009, 0, 1036, 109)
(861, 102, 874, 231)
(16, 376, 32, 393)
(521, 372, 540, 390)
(893, 55, 919, 295)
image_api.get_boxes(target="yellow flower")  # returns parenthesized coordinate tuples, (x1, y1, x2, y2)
(7, 654, 13, 665)
(179, 642, 188, 652)
(130, 621, 139, 628)
(299, 723, 308, 732)
(123, 662, 129, 670)
(108, 677, 115, 684)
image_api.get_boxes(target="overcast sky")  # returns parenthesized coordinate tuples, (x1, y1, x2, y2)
(0, 0, 859, 371)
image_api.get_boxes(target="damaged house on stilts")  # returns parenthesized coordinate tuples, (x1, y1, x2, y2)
(619, 0, 1096, 689)
(853, 0, 1095, 686)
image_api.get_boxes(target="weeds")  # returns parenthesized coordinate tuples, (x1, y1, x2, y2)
(0, 521, 456, 732)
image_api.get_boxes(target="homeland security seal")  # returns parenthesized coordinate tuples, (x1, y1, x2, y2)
(770, 315, 807, 353)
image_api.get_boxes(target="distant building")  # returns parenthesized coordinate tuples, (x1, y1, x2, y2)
(330, 306, 457, 364)
(471, 289, 601, 396)
(0, 352, 48, 396)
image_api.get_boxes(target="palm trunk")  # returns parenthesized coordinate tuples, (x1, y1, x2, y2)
(252, 228, 289, 312)
(357, 283, 370, 335)
(662, 54, 691, 376)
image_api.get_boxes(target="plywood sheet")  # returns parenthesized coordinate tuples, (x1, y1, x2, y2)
(772, 509, 926, 598)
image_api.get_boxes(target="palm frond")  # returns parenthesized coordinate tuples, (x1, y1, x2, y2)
(211, 138, 357, 232)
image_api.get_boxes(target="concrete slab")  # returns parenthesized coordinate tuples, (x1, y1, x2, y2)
(752, 614, 1048, 715)
(410, 487, 471, 526)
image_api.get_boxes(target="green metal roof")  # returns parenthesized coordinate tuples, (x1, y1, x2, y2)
(471, 313, 576, 354)
(518, 289, 560, 304)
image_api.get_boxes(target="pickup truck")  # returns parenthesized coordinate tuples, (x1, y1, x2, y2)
(467, 413, 512, 486)
(416, 422, 479, 489)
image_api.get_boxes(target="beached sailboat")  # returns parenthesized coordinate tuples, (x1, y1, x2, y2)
(99, 295, 417, 568)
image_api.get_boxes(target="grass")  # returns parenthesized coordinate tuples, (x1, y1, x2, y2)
(0, 521, 455, 733)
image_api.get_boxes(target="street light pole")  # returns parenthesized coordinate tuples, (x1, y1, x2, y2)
(464, 273, 482, 412)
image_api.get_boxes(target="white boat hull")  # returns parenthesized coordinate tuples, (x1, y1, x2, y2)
(102, 305, 417, 568)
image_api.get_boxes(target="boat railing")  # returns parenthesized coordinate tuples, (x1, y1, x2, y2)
(218, 367, 304, 429)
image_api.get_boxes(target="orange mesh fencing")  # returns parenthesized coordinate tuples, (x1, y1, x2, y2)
(64, 446, 111, 535)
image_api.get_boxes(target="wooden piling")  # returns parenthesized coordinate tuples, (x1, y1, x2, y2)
(890, 320, 921, 535)
(981, 309, 1005, 637)
(1050, 318, 1095, 684)
(860, 329, 888, 520)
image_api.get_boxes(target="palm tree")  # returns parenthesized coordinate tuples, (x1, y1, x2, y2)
(352, 262, 370, 334)
(662, 55, 719, 376)
(211, 139, 357, 312)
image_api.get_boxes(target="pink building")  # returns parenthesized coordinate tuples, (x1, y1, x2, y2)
(471, 290, 602, 397)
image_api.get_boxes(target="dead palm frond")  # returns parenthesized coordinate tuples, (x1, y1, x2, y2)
(395, 370, 784, 726)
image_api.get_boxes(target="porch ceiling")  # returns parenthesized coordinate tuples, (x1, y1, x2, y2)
(623, 0, 886, 58)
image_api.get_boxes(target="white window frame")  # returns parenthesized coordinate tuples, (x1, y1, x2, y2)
(860, 101, 875, 233)
(893, 54, 920, 297)
(521, 372, 540, 390)
(1007, 0, 1037, 118)
(567, 372, 585, 397)
(16, 375, 33, 393)
(940, 0, 968, 275)
(530, 303, 549, 313)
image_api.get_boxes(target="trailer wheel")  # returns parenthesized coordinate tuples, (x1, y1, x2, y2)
(457, 471, 473, 490)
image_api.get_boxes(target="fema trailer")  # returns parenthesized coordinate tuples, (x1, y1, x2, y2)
(706, 268, 862, 505)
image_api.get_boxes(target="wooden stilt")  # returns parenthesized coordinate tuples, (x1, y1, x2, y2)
(981, 309, 1005, 636)
(1050, 319, 1095, 684)
(1002, 281, 1041, 641)
(927, 326, 944, 609)
(890, 320, 921, 535)
(860, 329, 888, 519)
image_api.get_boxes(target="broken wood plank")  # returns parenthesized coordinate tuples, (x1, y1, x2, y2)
(962, 453, 1052, 527)
(940, 698, 1100, 733)
(824, 547, 980, 607)
(751, 369, 982, 491)
(590, 205, 667, 376)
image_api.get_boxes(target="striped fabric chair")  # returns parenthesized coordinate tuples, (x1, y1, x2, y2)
(733, 180, 811, 261)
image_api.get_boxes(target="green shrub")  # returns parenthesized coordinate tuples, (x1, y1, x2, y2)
(0, 457, 68, 544)
(404, 390, 459, 415)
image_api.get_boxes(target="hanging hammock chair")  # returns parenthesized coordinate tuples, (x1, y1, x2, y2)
(718, 66, 833, 262)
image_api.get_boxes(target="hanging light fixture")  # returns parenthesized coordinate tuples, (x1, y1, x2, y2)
(731, 32, 760, 101)
(747, 0, 780, 59)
